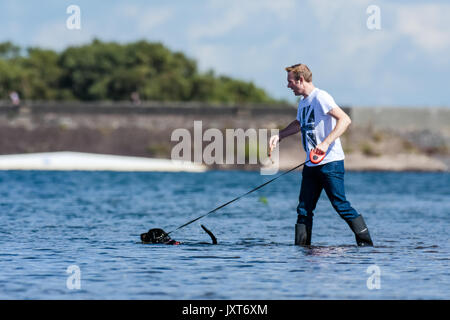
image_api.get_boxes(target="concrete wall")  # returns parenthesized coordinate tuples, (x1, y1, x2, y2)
(1, 101, 448, 133)
(0, 101, 448, 159)
(0, 100, 298, 116)
(350, 107, 450, 133)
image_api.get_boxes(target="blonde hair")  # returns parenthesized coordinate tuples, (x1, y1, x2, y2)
(285, 64, 312, 82)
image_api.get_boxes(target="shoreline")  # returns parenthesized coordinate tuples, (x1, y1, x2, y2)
(184, 153, 449, 173)
(341, 153, 448, 172)
(0, 151, 447, 173)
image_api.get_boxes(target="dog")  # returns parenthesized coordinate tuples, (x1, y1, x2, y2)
(140, 225, 217, 245)
(140, 228, 180, 245)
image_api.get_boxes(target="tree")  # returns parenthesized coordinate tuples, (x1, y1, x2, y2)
(0, 39, 284, 104)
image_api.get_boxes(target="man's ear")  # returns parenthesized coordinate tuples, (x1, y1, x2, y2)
(298, 76, 304, 85)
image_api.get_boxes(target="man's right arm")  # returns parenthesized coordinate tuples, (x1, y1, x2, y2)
(269, 120, 301, 152)
(279, 120, 301, 141)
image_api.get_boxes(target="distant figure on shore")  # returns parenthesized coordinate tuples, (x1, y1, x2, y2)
(9, 91, 20, 107)
(131, 91, 141, 105)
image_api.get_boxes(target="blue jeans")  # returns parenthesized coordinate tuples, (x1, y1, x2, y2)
(297, 160, 360, 225)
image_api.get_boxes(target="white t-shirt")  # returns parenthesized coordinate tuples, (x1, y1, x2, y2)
(296, 88, 345, 167)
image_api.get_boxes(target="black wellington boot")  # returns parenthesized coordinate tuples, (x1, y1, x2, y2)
(346, 215, 373, 247)
(295, 224, 308, 245)
(295, 215, 312, 245)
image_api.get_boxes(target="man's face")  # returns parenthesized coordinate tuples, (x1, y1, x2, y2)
(287, 72, 303, 96)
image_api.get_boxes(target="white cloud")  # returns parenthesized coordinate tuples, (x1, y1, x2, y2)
(298, 0, 450, 91)
(307, 0, 372, 30)
(188, 0, 296, 41)
(209, 0, 297, 20)
(32, 22, 94, 50)
(191, 33, 290, 72)
(187, 9, 246, 40)
(253, 0, 297, 21)
(117, 4, 175, 34)
(31, 3, 176, 50)
(305, 1, 450, 57)
(394, 3, 450, 53)
(181, 0, 298, 95)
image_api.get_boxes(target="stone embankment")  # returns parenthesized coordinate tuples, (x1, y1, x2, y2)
(0, 101, 448, 171)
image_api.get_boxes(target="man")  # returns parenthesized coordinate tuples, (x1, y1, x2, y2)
(269, 63, 373, 247)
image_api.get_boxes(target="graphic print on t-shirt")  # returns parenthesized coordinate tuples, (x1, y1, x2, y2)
(299, 105, 317, 152)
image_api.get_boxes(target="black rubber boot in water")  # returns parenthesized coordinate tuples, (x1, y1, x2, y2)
(295, 215, 312, 246)
(295, 223, 312, 245)
(346, 215, 373, 247)
(295, 224, 307, 245)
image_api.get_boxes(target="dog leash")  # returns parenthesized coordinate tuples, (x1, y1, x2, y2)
(165, 159, 311, 236)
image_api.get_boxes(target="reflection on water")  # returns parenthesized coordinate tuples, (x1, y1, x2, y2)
(302, 245, 357, 257)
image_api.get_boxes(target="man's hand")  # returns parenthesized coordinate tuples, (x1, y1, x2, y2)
(314, 141, 330, 155)
(269, 135, 280, 155)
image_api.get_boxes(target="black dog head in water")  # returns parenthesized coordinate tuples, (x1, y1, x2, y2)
(140, 225, 217, 245)
(140, 228, 180, 245)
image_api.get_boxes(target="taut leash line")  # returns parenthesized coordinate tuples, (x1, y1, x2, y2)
(166, 159, 310, 236)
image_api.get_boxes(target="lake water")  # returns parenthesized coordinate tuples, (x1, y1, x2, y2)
(0, 170, 448, 299)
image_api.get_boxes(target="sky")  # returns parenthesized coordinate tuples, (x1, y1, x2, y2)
(1, 0, 450, 107)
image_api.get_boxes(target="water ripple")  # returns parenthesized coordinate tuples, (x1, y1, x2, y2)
(0, 170, 448, 299)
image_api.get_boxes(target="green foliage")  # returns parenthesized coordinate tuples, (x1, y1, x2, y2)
(146, 144, 171, 157)
(22, 48, 64, 99)
(360, 142, 381, 157)
(0, 39, 282, 104)
(0, 42, 21, 59)
(0, 59, 23, 97)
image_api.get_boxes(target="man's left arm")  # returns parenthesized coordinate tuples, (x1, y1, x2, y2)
(315, 106, 351, 154)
